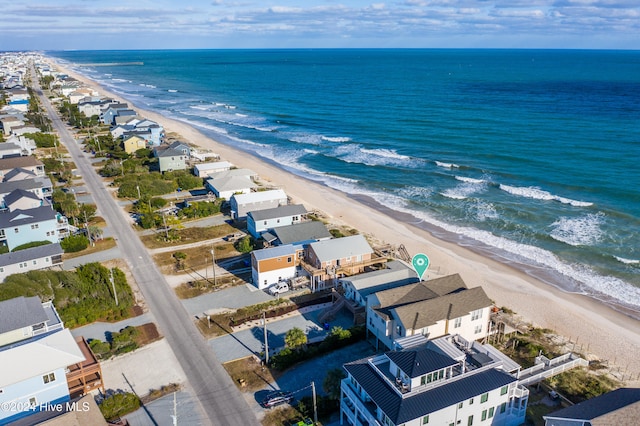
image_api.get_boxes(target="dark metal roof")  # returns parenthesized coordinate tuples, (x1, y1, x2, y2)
(545, 388, 640, 422)
(273, 221, 332, 245)
(345, 358, 516, 424)
(0, 205, 56, 228)
(387, 348, 458, 378)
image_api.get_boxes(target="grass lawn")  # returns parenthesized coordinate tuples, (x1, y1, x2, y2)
(153, 241, 241, 274)
(140, 223, 238, 249)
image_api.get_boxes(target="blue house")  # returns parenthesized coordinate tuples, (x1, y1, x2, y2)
(0, 297, 85, 425)
(0, 204, 63, 251)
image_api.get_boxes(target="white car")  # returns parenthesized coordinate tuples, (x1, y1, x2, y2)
(268, 282, 289, 295)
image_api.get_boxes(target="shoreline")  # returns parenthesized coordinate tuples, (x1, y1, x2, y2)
(49, 57, 640, 381)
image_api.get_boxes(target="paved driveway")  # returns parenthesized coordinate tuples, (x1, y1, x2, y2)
(209, 307, 354, 363)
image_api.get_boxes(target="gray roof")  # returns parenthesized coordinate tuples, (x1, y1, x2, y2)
(206, 176, 256, 193)
(3, 188, 40, 206)
(341, 260, 419, 298)
(309, 234, 373, 263)
(273, 221, 332, 245)
(374, 273, 468, 310)
(392, 286, 492, 330)
(252, 244, 303, 261)
(344, 357, 515, 424)
(0, 296, 48, 334)
(155, 147, 185, 158)
(387, 347, 458, 378)
(545, 388, 640, 423)
(3, 168, 37, 182)
(248, 204, 307, 221)
(0, 179, 42, 195)
(0, 243, 63, 268)
(0, 205, 56, 228)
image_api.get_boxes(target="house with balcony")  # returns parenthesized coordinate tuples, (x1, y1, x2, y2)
(366, 274, 492, 351)
(0, 243, 63, 282)
(247, 204, 308, 239)
(0, 297, 103, 425)
(340, 336, 528, 426)
(303, 234, 382, 292)
(0, 156, 45, 179)
(251, 243, 305, 290)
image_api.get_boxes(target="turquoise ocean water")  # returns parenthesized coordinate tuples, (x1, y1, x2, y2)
(49, 49, 640, 317)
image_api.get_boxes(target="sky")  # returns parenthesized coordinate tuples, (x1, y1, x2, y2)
(1, 0, 638, 51)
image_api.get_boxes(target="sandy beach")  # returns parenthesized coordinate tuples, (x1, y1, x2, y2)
(51, 58, 640, 382)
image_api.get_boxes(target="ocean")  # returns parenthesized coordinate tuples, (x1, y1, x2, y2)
(48, 49, 640, 317)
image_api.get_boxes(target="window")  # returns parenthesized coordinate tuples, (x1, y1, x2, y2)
(33, 260, 37, 265)
(421, 376, 426, 386)
(264, 221, 267, 225)
(422, 415, 429, 424)
(481, 410, 487, 421)
(14, 228, 19, 233)
(474, 325, 483, 334)
(471, 309, 483, 321)
(454, 317, 462, 328)
(0, 267, 3, 273)
(469, 398, 474, 405)
(439, 370, 444, 379)
(19, 262, 27, 269)
(467, 415, 473, 426)
(488, 407, 494, 418)
(481, 393, 488, 403)
(277, 219, 280, 223)
(500, 402, 506, 413)
(43, 372, 55, 383)
(31, 224, 39, 229)
(287, 257, 292, 262)
(458, 402, 463, 409)
(396, 325, 402, 335)
(500, 385, 508, 395)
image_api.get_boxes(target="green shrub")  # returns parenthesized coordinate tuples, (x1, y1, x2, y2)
(11, 241, 52, 252)
(60, 234, 89, 252)
(98, 392, 141, 421)
(235, 236, 253, 253)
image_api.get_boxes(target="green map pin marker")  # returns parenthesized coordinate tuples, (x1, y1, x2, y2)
(412, 253, 430, 280)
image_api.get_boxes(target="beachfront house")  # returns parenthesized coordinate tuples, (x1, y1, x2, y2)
(133, 119, 164, 145)
(154, 147, 187, 173)
(229, 188, 287, 220)
(0, 297, 104, 425)
(340, 336, 528, 426)
(247, 204, 308, 239)
(339, 259, 420, 308)
(194, 161, 233, 178)
(543, 388, 640, 425)
(366, 273, 492, 351)
(0, 142, 22, 158)
(0, 243, 64, 282)
(0, 116, 24, 135)
(4, 134, 36, 156)
(100, 103, 129, 125)
(77, 97, 113, 117)
(3, 188, 42, 211)
(251, 244, 305, 290)
(303, 234, 381, 292)
(205, 175, 257, 200)
(123, 134, 147, 154)
(268, 220, 332, 246)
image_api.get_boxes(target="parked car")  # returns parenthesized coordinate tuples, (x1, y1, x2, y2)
(268, 282, 289, 295)
(261, 390, 294, 408)
(549, 390, 560, 400)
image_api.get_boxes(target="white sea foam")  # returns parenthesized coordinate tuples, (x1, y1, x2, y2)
(440, 178, 487, 200)
(435, 161, 459, 169)
(303, 149, 319, 155)
(399, 185, 434, 199)
(550, 213, 605, 246)
(111, 78, 130, 83)
(168, 89, 178, 93)
(614, 256, 640, 265)
(455, 176, 485, 184)
(321, 136, 351, 143)
(361, 148, 411, 160)
(139, 83, 156, 88)
(473, 202, 499, 221)
(499, 184, 593, 207)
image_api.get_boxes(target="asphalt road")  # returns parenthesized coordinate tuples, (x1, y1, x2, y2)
(33, 67, 258, 425)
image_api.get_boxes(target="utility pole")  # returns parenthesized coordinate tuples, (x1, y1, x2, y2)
(109, 268, 119, 306)
(263, 311, 269, 365)
(210, 249, 216, 286)
(312, 381, 318, 425)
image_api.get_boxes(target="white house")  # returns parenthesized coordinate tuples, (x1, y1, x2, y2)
(194, 161, 233, 178)
(0, 297, 85, 425)
(251, 244, 305, 290)
(229, 189, 287, 220)
(366, 273, 493, 351)
(247, 204, 307, 238)
(0, 243, 64, 282)
(341, 336, 528, 426)
(205, 175, 257, 200)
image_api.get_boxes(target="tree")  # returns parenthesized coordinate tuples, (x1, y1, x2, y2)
(323, 368, 346, 400)
(285, 327, 307, 350)
(235, 236, 253, 253)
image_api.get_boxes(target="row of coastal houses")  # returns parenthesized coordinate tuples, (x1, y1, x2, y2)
(0, 57, 73, 283)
